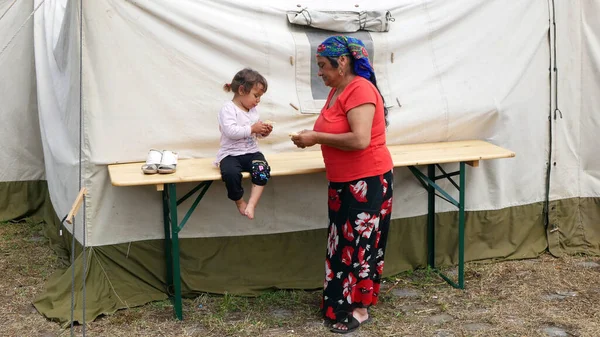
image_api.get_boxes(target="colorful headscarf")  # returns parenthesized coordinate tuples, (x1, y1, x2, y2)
(316, 35, 374, 81)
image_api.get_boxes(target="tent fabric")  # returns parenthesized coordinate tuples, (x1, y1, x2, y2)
(0, 181, 52, 222)
(35, 202, 548, 325)
(0, 0, 48, 223)
(34, 245, 168, 328)
(0, 0, 45, 183)
(546, 0, 600, 256)
(287, 9, 393, 32)
(548, 198, 600, 257)
(34, 0, 552, 246)
(33, 0, 85, 240)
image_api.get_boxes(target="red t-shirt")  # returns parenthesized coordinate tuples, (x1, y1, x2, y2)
(313, 76, 393, 182)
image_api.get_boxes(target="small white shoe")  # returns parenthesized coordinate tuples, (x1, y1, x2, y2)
(141, 149, 163, 174)
(158, 150, 178, 174)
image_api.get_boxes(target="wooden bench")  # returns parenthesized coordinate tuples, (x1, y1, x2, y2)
(108, 140, 515, 320)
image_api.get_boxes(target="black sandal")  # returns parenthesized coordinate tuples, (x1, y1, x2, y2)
(330, 315, 361, 334)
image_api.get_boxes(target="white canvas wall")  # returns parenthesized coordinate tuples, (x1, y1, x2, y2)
(579, 0, 600, 196)
(0, 0, 44, 182)
(551, 0, 600, 200)
(33, 0, 84, 237)
(381, 0, 550, 214)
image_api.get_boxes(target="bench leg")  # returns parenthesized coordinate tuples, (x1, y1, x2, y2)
(408, 163, 466, 289)
(458, 162, 466, 289)
(163, 189, 173, 297)
(167, 183, 184, 320)
(427, 164, 436, 269)
(161, 181, 213, 321)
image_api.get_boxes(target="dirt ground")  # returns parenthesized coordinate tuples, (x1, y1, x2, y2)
(1, 220, 599, 337)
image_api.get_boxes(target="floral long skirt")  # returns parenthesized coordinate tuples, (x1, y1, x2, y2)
(321, 170, 394, 323)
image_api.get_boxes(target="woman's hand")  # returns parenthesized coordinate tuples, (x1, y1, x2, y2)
(291, 130, 318, 148)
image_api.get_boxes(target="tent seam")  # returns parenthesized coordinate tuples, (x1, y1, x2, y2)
(0, 0, 18, 22)
(92, 247, 130, 308)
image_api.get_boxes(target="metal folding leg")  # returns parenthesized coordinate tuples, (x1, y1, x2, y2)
(427, 165, 436, 268)
(162, 181, 213, 320)
(162, 190, 173, 297)
(408, 162, 466, 289)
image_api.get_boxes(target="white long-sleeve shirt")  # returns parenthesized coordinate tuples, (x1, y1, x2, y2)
(215, 101, 261, 165)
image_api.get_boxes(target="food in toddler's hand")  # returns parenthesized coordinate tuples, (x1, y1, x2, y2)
(288, 131, 299, 137)
(263, 120, 275, 125)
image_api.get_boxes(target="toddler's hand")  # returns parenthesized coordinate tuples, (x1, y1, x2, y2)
(261, 124, 273, 137)
(251, 121, 270, 135)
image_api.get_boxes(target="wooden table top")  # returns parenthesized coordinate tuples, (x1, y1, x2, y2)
(108, 140, 515, 187)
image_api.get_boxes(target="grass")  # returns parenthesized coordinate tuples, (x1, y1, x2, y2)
(1, 219, 600, 336)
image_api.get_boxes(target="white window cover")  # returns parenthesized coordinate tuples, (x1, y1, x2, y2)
(289, 29, 393, 114)
(287, 9, 394, 32)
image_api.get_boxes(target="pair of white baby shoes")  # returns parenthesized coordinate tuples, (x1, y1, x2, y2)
(141, 149, 178, 174)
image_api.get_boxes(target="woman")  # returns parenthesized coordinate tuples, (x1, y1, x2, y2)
(291, 36, 394, 334)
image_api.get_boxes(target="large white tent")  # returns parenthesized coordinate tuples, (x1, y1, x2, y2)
(1, 0, 598, 324)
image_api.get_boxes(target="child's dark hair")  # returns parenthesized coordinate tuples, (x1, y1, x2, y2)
(223, 68, 268, 94)
(327, 57, 389, 127)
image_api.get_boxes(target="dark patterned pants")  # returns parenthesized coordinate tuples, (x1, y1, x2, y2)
(219, 152, 269, 201)
(321, 170, 394, 324)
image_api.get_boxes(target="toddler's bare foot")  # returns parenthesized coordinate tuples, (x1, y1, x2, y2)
(235, 199, 247, 216)
(244, 203, 256, 220)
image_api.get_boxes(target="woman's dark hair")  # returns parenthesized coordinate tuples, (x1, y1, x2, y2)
(327, 56, 389, 126)
(223, 68, 268, 94)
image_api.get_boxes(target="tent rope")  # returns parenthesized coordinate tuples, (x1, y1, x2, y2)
(544, 0, 560, 231)
(78, 0, 86, 335)
(70, 216, 75, 336)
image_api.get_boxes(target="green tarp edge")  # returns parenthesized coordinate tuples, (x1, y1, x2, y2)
(34, 199, 560, 325)
(548, 197, 600, 256)
(0, 181, 51, 223)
